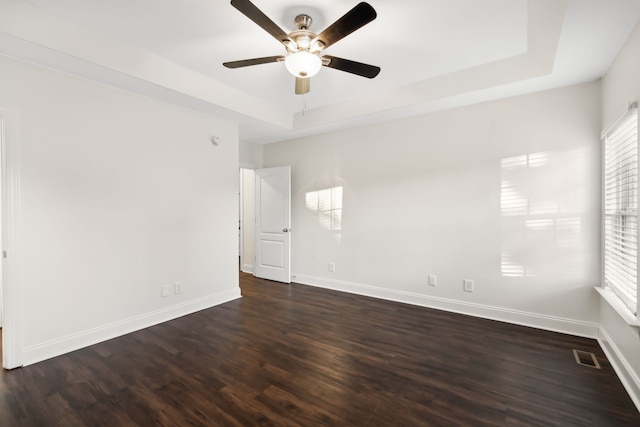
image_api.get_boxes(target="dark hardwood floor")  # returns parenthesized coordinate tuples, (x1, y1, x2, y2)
(1, 272, 639, 426)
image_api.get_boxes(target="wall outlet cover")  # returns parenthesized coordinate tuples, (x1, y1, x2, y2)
(161, 284, 171, 297)
(174, 282, 183, 294)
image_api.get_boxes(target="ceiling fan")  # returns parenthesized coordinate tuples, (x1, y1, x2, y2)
(223, 0, 381, 95)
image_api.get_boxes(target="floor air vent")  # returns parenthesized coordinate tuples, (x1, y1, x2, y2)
(573, 349, 601, 369)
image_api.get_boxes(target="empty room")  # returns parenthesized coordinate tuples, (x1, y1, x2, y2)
(1, 0, 640, 425)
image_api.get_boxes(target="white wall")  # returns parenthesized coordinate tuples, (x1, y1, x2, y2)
(264, 81, 601, 337)
(0, 55, 240, 365)
(600, 20, 640, 410)
(240, 140, 263, 170)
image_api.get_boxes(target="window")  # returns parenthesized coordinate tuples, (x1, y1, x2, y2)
(603, 102, 639, 317)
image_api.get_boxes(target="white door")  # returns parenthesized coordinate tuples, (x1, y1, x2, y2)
(255, 166, 291, 283)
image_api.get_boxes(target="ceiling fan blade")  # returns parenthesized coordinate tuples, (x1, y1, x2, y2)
(323, 55, 380, 78)
(295, 77, 310, 95)
(230, 0, 292, 44)
(223, 56, 285, 68)
(313, 2, 377, 50)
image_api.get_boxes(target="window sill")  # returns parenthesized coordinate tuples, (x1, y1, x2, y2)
(596, 286, 640, 328)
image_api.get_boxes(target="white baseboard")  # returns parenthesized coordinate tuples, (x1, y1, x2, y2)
(241, 264, 254, 274)
(292, 273, 600, 339)
(598, 327, 640, 413)
(21, 287, 242, 366)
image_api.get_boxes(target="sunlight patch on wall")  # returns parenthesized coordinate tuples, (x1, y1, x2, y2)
(500, 151, 582, 278)
(306, 186, 343, 243)
(501, 152, 549, 169)
(501, 152, 551, 216)
(500, 181, 528, 216)
(501, 250, 535, 278)
(554, 217, 582, 248)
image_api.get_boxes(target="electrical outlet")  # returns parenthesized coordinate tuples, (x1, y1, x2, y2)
(174, 282, 183, 294)
(328, 262, 336, 272)
(428, 275, 437, 286)
(463, 279, 474, 292)
(161, 284, 170, 297)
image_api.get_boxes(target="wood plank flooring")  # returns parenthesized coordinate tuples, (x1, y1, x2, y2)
(1, 272, 639, 426)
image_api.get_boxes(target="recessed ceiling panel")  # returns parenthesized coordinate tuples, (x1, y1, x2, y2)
(16, 0, 640, 143)
(26, 0, 526, 113)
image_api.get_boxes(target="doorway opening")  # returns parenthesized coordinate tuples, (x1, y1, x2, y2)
(239, 166, 292, 283)
(240, 168, 256, 275)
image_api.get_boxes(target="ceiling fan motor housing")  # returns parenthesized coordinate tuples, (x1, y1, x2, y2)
(294, 14, 312, 30)
(286, 15, 324, 54)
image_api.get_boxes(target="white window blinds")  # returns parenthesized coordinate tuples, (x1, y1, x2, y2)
(603, 103, 639, 316)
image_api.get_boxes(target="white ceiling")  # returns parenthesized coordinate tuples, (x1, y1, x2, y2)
(2, 0, 640, 143)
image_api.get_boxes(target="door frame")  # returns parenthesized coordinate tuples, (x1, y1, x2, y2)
(1, 109, 23, 369)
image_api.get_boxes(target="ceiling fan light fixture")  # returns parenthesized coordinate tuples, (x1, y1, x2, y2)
(285, 51, 322, 78)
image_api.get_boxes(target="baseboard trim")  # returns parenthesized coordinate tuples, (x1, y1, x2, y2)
(241, 264, 254, 274)
(21, 287, 242, 366)
(598, 327, 640, 413)
(293, 274, 599, 339)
